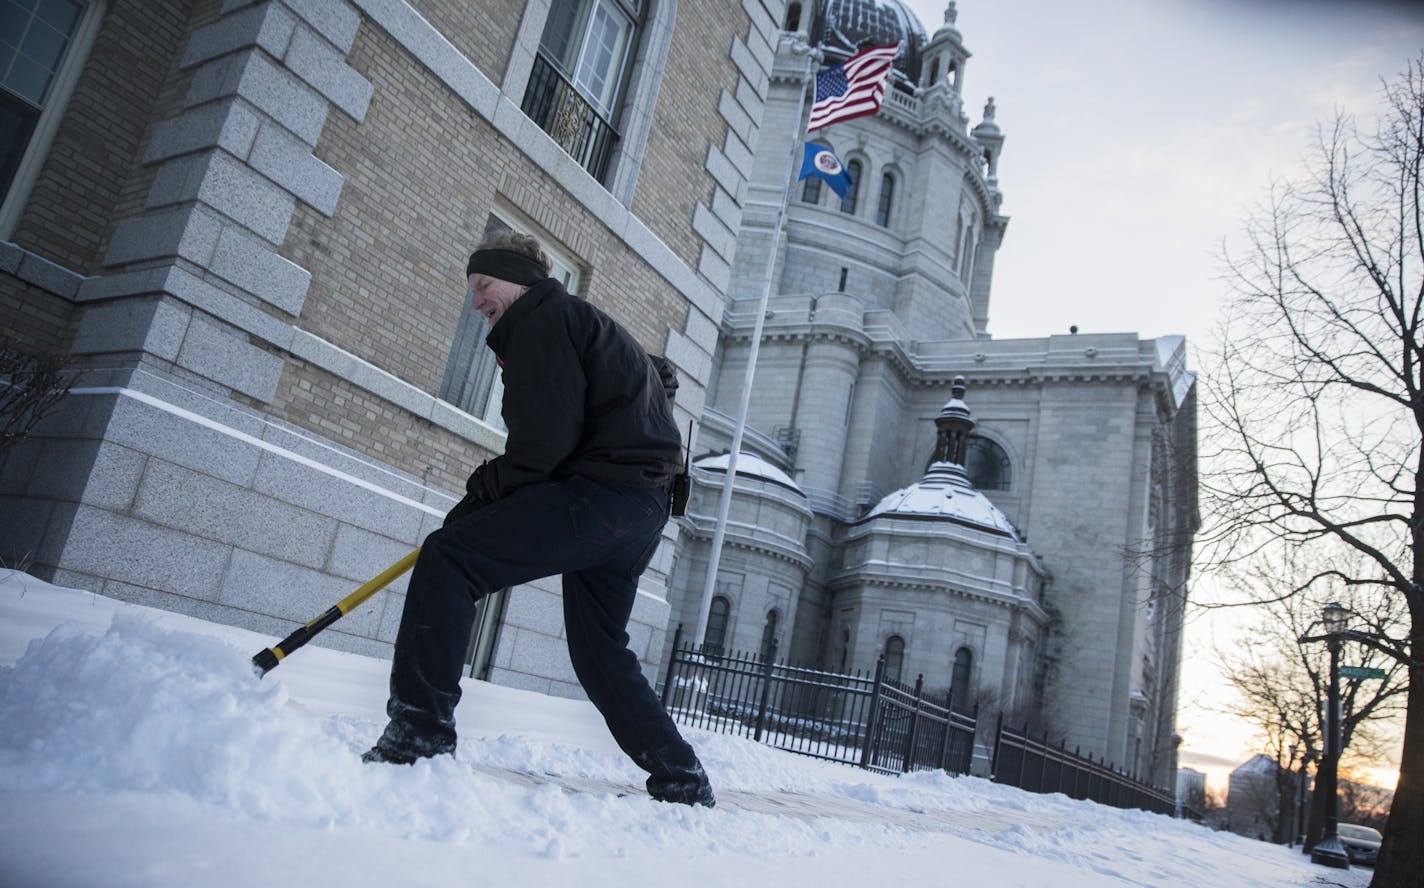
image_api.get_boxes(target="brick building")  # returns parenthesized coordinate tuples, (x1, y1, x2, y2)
(1, 0, 777, 696)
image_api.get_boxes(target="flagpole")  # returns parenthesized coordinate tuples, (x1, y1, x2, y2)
(692, 37, 819, 648)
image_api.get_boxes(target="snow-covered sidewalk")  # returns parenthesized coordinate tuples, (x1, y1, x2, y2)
(0, 570, 1372, 887)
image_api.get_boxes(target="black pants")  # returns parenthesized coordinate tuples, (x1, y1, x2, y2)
(377, 475, 703, 785)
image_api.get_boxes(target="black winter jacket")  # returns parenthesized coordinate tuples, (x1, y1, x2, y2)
(464, 278, 682, 504)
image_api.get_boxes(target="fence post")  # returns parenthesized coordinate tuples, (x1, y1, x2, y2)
(901, 674, 924, 773)
(659, 623, 684, 707)
(752, 636, 778, 742)
(937, 687, 955, 772)
(1018, 722, 1030, 788)
(989, 710, 1004, 780)
(858, 656, 887, 770)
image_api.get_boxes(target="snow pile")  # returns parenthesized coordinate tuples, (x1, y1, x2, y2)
(0, 572, 1370, 887)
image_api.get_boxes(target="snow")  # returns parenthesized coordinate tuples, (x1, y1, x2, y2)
(0, 569, 1371, 887)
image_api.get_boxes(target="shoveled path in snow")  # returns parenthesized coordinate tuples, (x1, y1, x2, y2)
(474, 762, 1070, 836)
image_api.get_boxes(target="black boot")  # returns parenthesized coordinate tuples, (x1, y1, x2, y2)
(361, 718, 455, 765)
(646, 763, 716, 807)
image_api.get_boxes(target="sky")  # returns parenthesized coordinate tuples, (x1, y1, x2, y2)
(0, 570, 1376, 888)
(895, 0, 1424, 793)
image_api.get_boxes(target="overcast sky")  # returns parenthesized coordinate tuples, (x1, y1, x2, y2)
(897, 0, 1424, 788)
(903, 0, 1424, 349)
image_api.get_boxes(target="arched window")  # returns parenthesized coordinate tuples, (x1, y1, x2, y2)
(801, 174, 822, 204)
(784, 1, 801, 31)
(884, 635, 906, 685)
(951, 647, 973, 709)
(875, 172, 895, 227)
(704, 595, 731, 656)
(760, 609, 779, 661)
(840, 159, 862, 214)
(965, 435, 1011, 491)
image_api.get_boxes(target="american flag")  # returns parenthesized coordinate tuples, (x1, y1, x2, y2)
(807, 43, 900, 132)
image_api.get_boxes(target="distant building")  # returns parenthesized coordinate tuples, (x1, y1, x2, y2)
(1227, 754, 1287, 842)
(1176, 767, 1206, 820)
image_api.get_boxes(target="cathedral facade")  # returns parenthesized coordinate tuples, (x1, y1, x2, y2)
(670, 1, 1198, 785)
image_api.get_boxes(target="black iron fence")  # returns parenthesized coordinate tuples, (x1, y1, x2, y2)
(521, 51, 619, 182)
(990, 715, 1177, 816)
(659, 625, 977, 776)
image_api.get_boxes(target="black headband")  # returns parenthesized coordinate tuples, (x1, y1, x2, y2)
(465, 249, 548, 285)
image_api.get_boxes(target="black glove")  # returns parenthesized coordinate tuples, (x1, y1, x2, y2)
(443, 491, 485, 527)
(649, 354, 678, 404)
(443, 460, 495, 527)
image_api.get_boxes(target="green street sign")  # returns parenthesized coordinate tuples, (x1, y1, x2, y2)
(1340, 666, 1387, 680)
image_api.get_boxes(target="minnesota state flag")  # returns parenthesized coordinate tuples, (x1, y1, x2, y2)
(798, 143, 853, 198)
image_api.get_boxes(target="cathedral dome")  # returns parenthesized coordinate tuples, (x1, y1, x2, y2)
(863, 462, 1021, 539)
(694, 451, 804, 495)
(811, 0, 927, 79)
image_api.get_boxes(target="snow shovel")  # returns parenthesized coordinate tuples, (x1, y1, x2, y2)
(250, 548, 420, 677)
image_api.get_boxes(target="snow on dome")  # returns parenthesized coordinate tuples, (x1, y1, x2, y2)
(864, 462, 1021, 539)
(694, 451, 803, 494)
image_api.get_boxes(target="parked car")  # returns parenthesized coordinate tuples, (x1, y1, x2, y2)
(1336, 823, 1382, 866)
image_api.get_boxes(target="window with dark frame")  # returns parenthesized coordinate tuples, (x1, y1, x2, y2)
(884, 635, 906, 685)
(875, 172, 894, 226)
(840, 159, 861, 214)
(704, 595, 731, 656)
(0, 0, 84, 204)
(521, 0, 643, 182)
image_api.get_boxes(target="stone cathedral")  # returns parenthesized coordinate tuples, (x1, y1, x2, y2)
(669, 0, 1197, 786)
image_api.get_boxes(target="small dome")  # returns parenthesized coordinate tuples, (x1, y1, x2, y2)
(864, 462, 1021, 539)
(694, 451, 804, 495)
(812, 0, 927, 79)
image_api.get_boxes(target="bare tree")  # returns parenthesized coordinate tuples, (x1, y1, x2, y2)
(1198, 56, 1424, 886)
(1214, 548, 1407, 846)
(0, 335, 72, 461)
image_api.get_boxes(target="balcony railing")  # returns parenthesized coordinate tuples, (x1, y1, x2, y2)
(521, 52, 620, 182)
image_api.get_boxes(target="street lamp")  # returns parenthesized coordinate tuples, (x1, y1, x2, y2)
(1304, 601, 1351, 869)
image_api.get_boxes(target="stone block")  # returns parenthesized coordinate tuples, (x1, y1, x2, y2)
(104, 390, 261, 487)
(251, 448, 423, 540)
(104, 204, 222, 267)
(0, 494, 55, 567)
(0, 240, 20, 273)
(161, 264, 296, 354)
(72, 295, 191, 362)
(59, 505, 230, 599)
(144, 99, 261, 164)
(132, 459, 337, 569)
(697, 243, 732, 295)
(81, 442, 148, 512)
(218, 548, 384, 635)
(283, 24, 372, 121)
(23, 436, 97, 503)
(208, 222, 311, 315)
(248, 120, 344, 214)
(145, 152, 210, 211)
(180, 1, 296, 69)
(718, 88, 755, 151)
(16, 250, 82, 299)
(176, 311, 284, 402)
(328, 523, 415, 590)
(185, 50, 328, 146)
(197, 150, 298, 246)
(281, 0, 361, 53)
